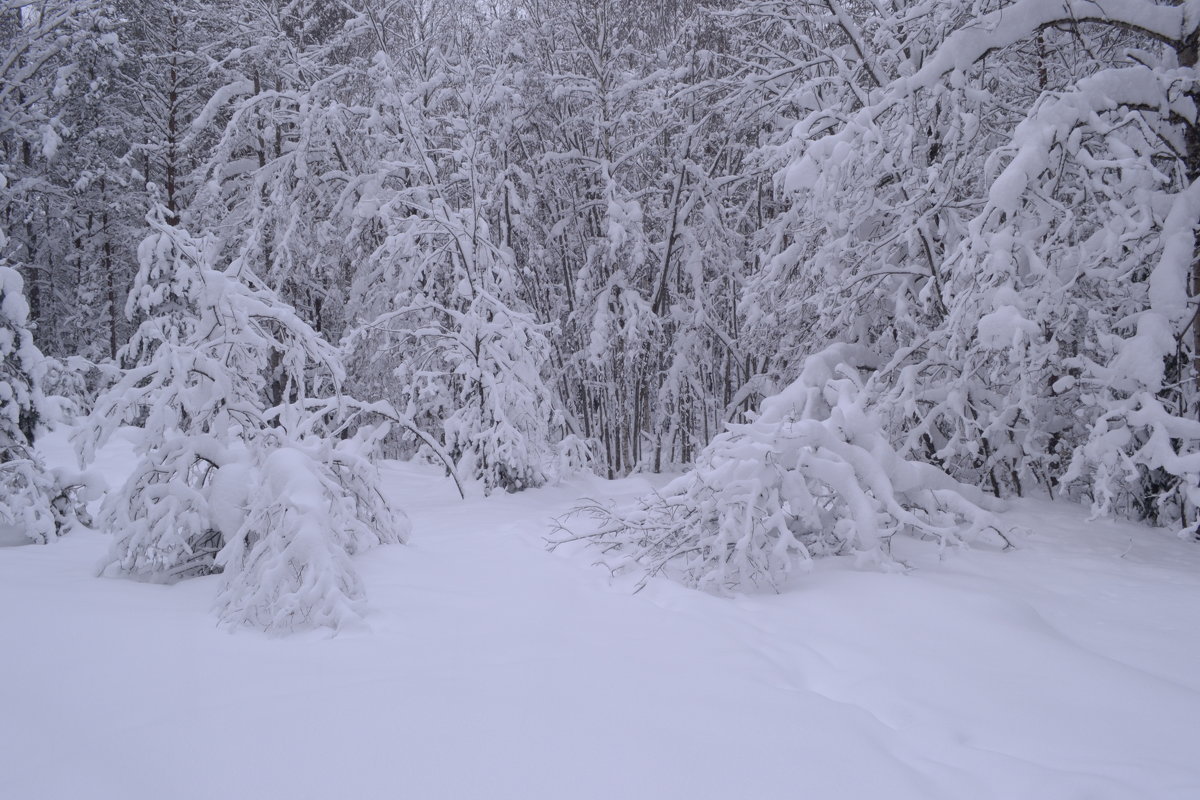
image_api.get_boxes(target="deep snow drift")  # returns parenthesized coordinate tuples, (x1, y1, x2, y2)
(2, 445, 1199, 799)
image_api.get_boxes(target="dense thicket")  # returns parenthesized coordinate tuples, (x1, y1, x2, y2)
(4, 0, 1200, 609)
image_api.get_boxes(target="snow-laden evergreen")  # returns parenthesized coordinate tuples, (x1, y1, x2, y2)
(0, 260, 58, 543)
(81, 206, 405, 630)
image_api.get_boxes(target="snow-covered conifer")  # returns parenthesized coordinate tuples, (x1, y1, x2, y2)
(0, 259, 58, 543)
(82, 205, 405, 631)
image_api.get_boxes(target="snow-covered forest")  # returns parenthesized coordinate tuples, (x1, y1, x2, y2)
(4, 1, 1200, 797)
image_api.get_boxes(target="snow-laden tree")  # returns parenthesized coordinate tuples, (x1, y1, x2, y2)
(16, 0, 1199, 560)
(557, 345, 1003, 591)
(0, 256, 57, 543)
(185, 0, 364, 332)
(742, 0, 1032, 491)
(558, 0, 1200, 590)
(49, 9, 139, 362)
(82, 205, 406, 631)
(0, 1, 118, 542)
(1, 0, 226, 363)
(733, 0, 1200, 534)
(341, 26, 559, 495)
(500, 0, 757, 476)
(370, 242, 558, 496)
(0, 0, 110, 350)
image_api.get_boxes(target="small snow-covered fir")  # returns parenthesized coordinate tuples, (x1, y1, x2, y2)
(0, 263, 58, 544)
(82, 206, 405, 630)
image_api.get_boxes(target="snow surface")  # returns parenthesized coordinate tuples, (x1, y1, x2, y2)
(2, 435, 1200, 799)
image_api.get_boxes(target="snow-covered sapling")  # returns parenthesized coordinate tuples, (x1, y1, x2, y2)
(82, 206, 406, 631)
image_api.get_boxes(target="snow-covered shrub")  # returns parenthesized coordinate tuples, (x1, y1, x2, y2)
(215, 425, 407, 633)
(557, 347, 1004, 592)
(83, 207, 404, 630)
(1065, 392, 1200, 540)
(0, 456, 58, 544)
(551, 434, 602, 483)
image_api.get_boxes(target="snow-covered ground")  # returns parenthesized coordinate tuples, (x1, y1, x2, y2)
(3, 449, 1200, 799)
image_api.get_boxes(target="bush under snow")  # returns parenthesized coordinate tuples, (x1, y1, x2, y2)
(214, 428, 407, 632)
(557, 346, 1006, 592)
